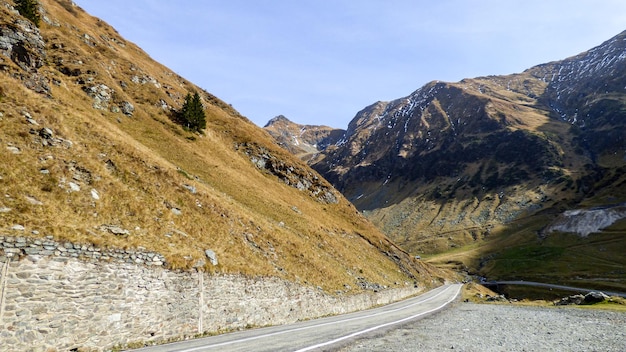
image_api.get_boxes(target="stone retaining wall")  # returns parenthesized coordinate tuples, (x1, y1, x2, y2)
(0, 235, 166, 266)
(0, 236, 422, 351)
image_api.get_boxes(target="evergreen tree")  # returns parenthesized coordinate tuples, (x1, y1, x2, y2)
(180, 92, 206, 132)
(15, 0, 41, 27)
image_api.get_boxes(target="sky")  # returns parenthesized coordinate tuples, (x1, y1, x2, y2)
(74, 1, 626, 128)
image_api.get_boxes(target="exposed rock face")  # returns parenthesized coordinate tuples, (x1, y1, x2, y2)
(0, 13, 50, 93)
(0, 19, 46, 72)
(237, 141, 339, 204)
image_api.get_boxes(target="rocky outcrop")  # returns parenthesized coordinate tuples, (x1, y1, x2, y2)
(0, 13, 50, 93)
(0, 19, 46, 72)
(555, 291, 610, 305)
(237, 142, 339, 204)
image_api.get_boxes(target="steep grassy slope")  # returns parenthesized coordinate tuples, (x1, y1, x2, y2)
(0, 0, 450, 292)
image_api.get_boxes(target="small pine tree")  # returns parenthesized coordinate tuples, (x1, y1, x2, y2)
(180, 92, 206, 133)
(15, 0, 41, 27)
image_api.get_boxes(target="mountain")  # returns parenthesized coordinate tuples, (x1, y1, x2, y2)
(0, 0, 450, 293)
(264, 115, 345, 161)
(271, 30, 626, 292)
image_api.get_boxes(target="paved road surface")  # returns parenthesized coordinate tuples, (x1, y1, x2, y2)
(133, 283, 462, 352)
(486, 280, 626, 298)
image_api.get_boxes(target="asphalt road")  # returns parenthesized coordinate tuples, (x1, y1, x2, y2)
(133, 283, 462, 352)
(486, 280, 626, 298)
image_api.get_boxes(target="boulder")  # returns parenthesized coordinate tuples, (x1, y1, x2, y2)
(584, 291, 609, 304)
(204, 249, 218, 266)
(555, 294, 585, 306)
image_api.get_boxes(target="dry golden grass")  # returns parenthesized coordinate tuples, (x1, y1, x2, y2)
(0, 0, 452, 292)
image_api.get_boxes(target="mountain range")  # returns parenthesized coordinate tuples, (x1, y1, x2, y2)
(265, 30, 626, 292)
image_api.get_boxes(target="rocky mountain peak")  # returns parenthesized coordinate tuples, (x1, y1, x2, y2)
(263, 115, 345, 159)
(263, 114, 291, 127)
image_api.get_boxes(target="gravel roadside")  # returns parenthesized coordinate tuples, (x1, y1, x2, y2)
(337, 302, 626, 351)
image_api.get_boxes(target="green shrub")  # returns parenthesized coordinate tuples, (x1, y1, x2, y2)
(15, 0, 41, 27)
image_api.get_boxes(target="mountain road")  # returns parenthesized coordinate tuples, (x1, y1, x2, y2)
(132, 283, 462, 352)
(485, 280, 626, 298)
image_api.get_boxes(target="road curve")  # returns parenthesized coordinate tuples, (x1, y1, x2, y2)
(133, 283, 462, 352)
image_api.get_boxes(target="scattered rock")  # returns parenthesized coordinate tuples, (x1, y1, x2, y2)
(165, 229, 188, 238)
(83, 84, 113, 110)
(68, 182, 80, 192)
(39, 127, 54, 139)
(171, 208, 182, 216)
(183, 184, 197, 194)
(99, 224, 130, 236)
(11, 225, 25, 231)
(204, 249, 218, 266)
(486, 294, 508, 302)
(555, 294, 585, 306)
(25, 195, 43, 205)
(555, 292, 609, 305)
(120, 101, 134, 116)
(90, 189, 100, 200)
(6, 145, 21, 154)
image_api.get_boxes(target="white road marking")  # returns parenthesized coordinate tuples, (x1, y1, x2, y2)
(173, 284, 460, 352)
(293, 284, 461, 352)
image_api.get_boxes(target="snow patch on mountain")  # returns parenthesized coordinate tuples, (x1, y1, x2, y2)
(544, 203, 626, 237)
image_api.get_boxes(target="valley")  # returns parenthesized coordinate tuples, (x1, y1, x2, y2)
(266, 29, 626, 295)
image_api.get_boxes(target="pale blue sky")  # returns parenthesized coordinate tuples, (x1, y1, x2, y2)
(75, 1, 626, 128)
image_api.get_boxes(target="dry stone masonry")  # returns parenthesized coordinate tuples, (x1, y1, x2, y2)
(0, 235, 166, 266)
(0, 236, 422, 351)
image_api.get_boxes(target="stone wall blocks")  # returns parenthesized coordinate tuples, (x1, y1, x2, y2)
(0, 236, 421, 351)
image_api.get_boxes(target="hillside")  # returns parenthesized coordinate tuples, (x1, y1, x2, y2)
(0, 0, 450, 293)
(271, 30, 626, 292)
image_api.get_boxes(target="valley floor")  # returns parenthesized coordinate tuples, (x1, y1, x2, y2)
(338, 302, 625, 351)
